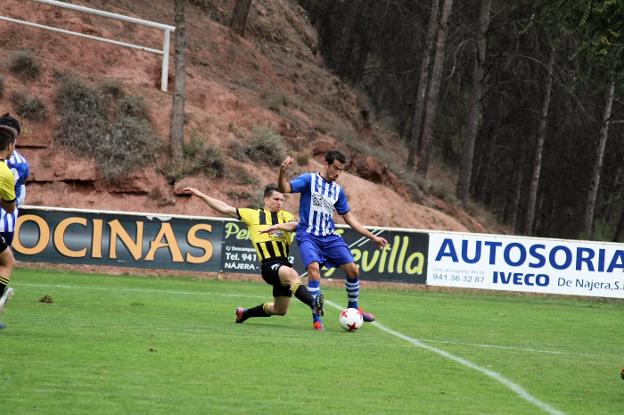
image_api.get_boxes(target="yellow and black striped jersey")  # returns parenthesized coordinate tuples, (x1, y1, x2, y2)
(0, 161, 15, 204)
(237, 208, 295, 262)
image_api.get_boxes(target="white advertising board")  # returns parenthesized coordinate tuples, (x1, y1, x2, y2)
(427, 231, 624, 298)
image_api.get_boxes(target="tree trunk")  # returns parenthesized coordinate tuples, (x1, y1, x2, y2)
(601, 165, 622, 222)
(456, 0, 491, 205)
(509, 163, 523, 233)
(406, 0, 439, 170)
(170, 0, 187, 166)
(230, 0, 253, 36)
(510, 150, 524, 233)
(475, 123, 497, 203)
(582, 78, 615, 238)
(524, 49, 555, 235)
(416, 0, 453, 178)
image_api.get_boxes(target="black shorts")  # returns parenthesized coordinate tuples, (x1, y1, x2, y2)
(260, 258, 292, 298)
(0, 231, 13, 247)
(0, 234, 8, 254)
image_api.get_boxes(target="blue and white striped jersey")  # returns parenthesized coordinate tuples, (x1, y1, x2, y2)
(0, 207, 18, 235)
(8, 150, 29, 206)
(0, 150, 30, 234)
(290, 172, 350, 237)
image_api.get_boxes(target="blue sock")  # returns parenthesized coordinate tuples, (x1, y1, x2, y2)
(345, 278, 359, 309)
(308, 279, 322, 322)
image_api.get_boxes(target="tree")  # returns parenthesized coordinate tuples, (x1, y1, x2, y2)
(575, 0, 624, 237)
(509, 156, 524, 233)
(230, 0, 253, 36)
(524, 48, 555, 235)
(170, 0, 187, 166)
(416, 0, 453, 178)
(406, 0, 439, 170)
(583, 78, 616, 237)
(456, 0, 491, 205)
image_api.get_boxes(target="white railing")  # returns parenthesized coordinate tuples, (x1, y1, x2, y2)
(0, 0, 175, 92)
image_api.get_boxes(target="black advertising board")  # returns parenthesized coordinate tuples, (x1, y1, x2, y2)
(14, 207, 223, 272)
(14, 206, 427, 283)
(220, 219, 428, 283)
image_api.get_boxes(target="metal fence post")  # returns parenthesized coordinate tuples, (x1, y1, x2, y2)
(2, 0, 176, 94)
(161, 29, 171, 92)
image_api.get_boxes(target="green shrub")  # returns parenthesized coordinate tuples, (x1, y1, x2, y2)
(8, 50, 41, 81)
(118, 95, 149, 119)
(263, 91, 289, 113)
(199, 147, 226, 178)
(100, 79, 125, 99)
(179, 132, 227, 179)
(591, 219, 612, 242)
(231, 170, 260, 186)
(228, 142, 248, 161)
(55, 74, 161, 180)
(55, 75, 108, 156)
(10, 91, 47, 121)
(245, 126, 285, 166)
(183, 132, 204, 160)
(98, 116, 161, 180)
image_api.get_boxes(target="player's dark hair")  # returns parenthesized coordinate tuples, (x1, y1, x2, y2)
(264, 183, 280, 198)
(0, 126, 17, 152)
(0, 113, 21, 135)
(325, 150, 346, 165)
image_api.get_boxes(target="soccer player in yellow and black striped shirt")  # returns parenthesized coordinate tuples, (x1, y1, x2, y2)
(0, 126, 18, 329)
(184, 184, 324, 330)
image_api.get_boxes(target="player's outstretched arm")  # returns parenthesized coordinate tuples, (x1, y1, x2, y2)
(183, 187, 238, 218)
(260, 221, 298, 234)
(278, 156, 293, 193)
(342, 211, 388, 249)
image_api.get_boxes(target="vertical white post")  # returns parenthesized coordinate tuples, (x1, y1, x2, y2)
(161, 29, 171, 92)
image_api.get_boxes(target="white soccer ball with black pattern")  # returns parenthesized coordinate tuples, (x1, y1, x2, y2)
(339, 308, 363, 332)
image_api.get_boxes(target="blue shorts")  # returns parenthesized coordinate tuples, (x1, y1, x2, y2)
(296, 233, 354, 269)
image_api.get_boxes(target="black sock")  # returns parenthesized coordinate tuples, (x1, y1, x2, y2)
(291, 282, 314, 309)
(0, 283, 6, 296)
(244, 303, 271, 320)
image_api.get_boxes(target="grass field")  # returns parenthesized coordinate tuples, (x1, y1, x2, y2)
(1, 268, 623, 414)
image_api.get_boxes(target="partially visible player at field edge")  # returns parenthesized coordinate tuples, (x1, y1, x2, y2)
(0, 126, 19, 326)
(183, 185, 325, 330)
(278, 150, 387, 328)
(0, 113, 30, 245)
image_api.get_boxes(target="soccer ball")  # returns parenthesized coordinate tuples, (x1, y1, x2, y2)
(339, 308, 363, 332)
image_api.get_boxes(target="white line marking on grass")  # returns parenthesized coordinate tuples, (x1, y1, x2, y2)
(326, 300, 565, 415)
(420, 338, 597, 357)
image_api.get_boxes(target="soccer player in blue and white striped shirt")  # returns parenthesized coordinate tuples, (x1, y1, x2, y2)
(279, 150, 388, 330)
(0, 114, 29, 246)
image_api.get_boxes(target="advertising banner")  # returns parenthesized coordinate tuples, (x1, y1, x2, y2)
(427, 231, 624, 298)
(220, 220, 428, 283)
(292, 227, 428, 284)
(13, 206, 428, 283)
(220, 219, 273, 274)
(14, 207, 223, 272)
